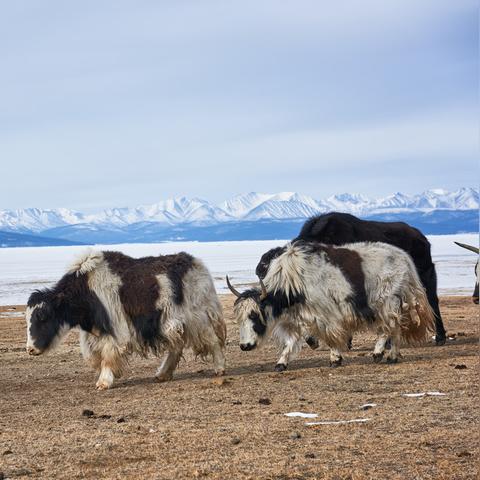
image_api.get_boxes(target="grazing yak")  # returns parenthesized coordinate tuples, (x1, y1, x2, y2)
(26, 250, 226, 389)
(229, 240, 435, 371)
(256, 212, 446, 345)
(454, 242, 479, 304)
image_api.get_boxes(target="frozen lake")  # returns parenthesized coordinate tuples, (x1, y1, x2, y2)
(0, 234, 477, 305)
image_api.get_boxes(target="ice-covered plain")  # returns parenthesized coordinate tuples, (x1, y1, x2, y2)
(0, 234, 477, 305)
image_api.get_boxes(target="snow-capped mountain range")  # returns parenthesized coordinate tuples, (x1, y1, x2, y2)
(0, 188, 478, 234)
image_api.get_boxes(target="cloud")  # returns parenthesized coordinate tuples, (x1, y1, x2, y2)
(222, 107, 477, 168)
(0, 1, 476, 208)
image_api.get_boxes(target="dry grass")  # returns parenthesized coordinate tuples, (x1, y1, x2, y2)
(0, 296, 478, 479)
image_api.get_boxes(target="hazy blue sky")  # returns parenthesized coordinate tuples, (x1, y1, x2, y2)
(0, 1, 477, 211)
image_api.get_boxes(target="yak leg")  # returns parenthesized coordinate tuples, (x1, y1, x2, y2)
(473, 276, 479, 304)
(275, 334, 300, 372)
(96, 344, 123, 390)
(305, 320, 319, 349)
(305, 335, 319, 350)
(207, 318, 226, 376)
(96, 364, 115, 390)
(156, 345, 184, 382)
(420, 264, 446, 345)
(201, 317, 226, 376)
(80, 332, 113, 390)
(211, 340, 226, 376)
(386, 327, 401, 364)
(372, 334, 389, 363)
(329, 348, 343, 367)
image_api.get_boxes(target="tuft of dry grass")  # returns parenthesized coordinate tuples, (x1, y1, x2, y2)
(0, 296, 478, 479)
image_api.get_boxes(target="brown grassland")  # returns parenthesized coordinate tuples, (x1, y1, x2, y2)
(0, 296, 478, 479)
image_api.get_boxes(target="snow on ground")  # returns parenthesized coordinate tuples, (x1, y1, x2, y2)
(0, 234, 477, 305)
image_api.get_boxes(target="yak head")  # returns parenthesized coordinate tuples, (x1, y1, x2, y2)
(226, 276, 269, 351)
(26, 290, 71, 355)
(454, 242, 479, 304)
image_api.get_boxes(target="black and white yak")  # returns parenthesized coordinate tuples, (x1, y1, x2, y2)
(256, 212, 447, 345)
(228, 240, 435, 371)
(26, 250, 226, 389)
(454, 242, 479, 304)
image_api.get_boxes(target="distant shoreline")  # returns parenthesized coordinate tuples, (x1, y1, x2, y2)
(1, 230, 478, 250)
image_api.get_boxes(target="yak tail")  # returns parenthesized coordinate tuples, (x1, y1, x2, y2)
(400, 284, 436, 345)
(68, 249, 104, 275)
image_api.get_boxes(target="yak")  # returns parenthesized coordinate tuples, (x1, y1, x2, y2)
(229, 240, 435, 371)
(26, 250, 226, 389)
(256, 212, 446, 345)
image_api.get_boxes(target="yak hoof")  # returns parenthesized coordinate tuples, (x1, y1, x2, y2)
(214, 369, 225, 377)
(347, 338, 353, 350)
(329, 358, 342, 368)
(372, 352, 384, 363)
(275, 363, 287, 372)
(95, 381, 111, 391)
(435, 335, 446, 346)
(386, 357, 399, 364)
(306, 336, 319, 350)
(155, 372, 173, 383)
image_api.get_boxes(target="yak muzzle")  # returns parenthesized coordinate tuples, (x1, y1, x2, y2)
(27, 346, 42, 356)
(240, 343, 256, 351)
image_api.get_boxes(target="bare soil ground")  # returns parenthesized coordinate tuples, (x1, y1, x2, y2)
(0, 296, 478, 480)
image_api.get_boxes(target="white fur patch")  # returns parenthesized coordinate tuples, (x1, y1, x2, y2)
(68, 250, 104, 276)
(25, 304, 36, 348)
(25, 303, 46, 351)
(264, 243, 309, 298)
(86, 260, 132, 347)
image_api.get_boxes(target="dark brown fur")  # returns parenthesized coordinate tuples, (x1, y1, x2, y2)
(104, 251, 194, 311)
(103, 251, 195, 350)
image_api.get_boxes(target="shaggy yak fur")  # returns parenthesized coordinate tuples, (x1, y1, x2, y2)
(233, 240, 435, 371)
(26, 250, 226, 389)
(256, 212, 446, 345)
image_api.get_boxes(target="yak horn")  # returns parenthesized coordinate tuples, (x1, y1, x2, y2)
(226, 275, 241, 297)
(454, 242, 479, 254)
(258, 277, 268, 300)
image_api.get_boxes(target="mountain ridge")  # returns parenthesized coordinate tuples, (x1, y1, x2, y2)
(1, 187, 477, 234)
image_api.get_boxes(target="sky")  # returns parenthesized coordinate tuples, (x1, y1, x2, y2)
(0, 0, 477, 211)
